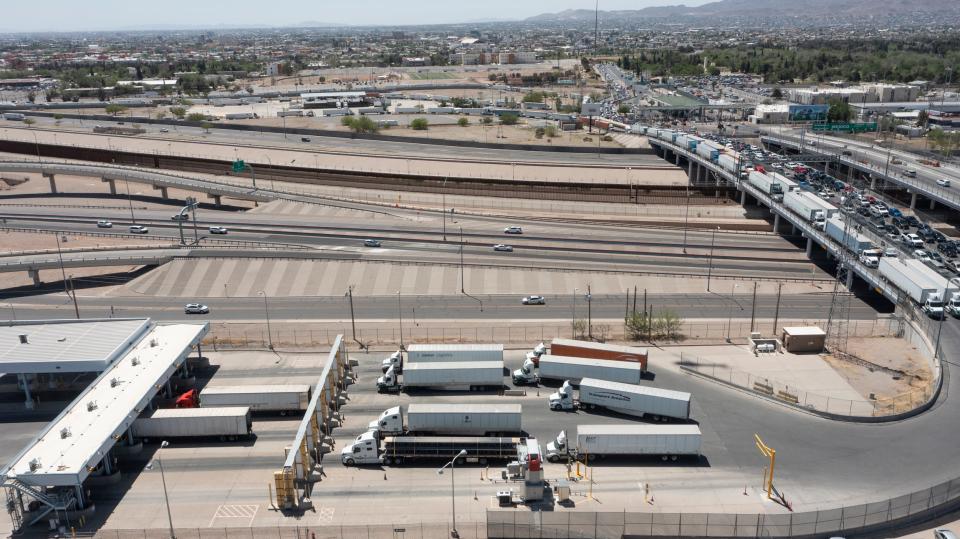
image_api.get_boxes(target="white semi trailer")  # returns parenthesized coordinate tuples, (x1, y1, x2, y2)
(199, 385, 311, 414)
(545, 424, 702, 462)
(377, 361, 504, 392)
(548, 378, 691, 420)
(368, 404, 523, 437)
(131, 407, 252, 440)
(537, 355, 643, 385)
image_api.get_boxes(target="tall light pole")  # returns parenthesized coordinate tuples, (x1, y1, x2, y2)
(397, 290, 404, 351)
(706, 226, 719, 291)
(258, 290, 273, 350)
(55, 234, 79, 318)
(726, 283, 741, 343)
(442, 177, 448, 241)
(147, 440, 176, 539)
(438, 449, 468, 539)
(572, 287, 579, 338)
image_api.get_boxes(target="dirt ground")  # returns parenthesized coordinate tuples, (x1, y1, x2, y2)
(821, 336, 932, 401)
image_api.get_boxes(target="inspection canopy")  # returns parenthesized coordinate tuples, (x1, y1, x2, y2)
(0, 319, 152, 374)
(2, 322, 207, 487)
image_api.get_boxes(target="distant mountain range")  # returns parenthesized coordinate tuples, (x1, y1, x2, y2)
(526, 0, 960, 22)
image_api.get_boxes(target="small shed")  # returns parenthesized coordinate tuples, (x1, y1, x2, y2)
(781, 326, 827, 353)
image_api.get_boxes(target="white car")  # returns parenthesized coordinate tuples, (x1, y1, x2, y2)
(184, 303, 210, 314)
(522, 295, 545, 305)
(935, 529, 959, 539)
(503, 226, 523, 234)
(129, 225, 149, 234)
(209, 226, 228, 234)
(363, 239, 381, 247)
(159, 128, 169, 133)
(937, 178, 951, 187)
(914, 249, 931, 262)
(493, 244, 513, 252)
(96, 220, 113, 228)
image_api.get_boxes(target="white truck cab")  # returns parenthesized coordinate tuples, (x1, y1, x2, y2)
(545, 430, 569, 463)
(548, 380, 577, 411)
(923, 292, 945, 319)
(380, 349, 403, 372)
(367, 406, 403, 437)
(377, 365, 399, 392)
(526, 342, 547, 364)
(511, 358, 538, 385)
(341, 430, 380, 465)
(947, 292, 960, 318)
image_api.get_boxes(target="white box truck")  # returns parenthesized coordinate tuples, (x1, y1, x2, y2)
(784, 191, 830, 229)
(545, 424, 701, 463)
(537, 355, 643, 385)
(377, 361, 504, 392)
(548, 378, 691, 420)
(406, 343, 503, 364)
(747, 171, 785, 202)
(131, 407, 252, 440)
(199, 385, 311, 414)
(824, 216, 873, 254)
(879, 257, 949, 315)
(367, 403, 523, 437)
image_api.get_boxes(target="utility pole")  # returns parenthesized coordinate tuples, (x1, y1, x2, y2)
(397, 290, 404, 351)
(749, 281, 758, 333)
(772, 283, 783, 337)
(587, 285, 593, 339)
(346, 286, 362, 349)
(706, 226, 719, 291)
(55, 235, 79, 319)
(442, 177, 448, 241)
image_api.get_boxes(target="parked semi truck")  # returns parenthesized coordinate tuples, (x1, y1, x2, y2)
(377, 361, 504, 392)
(368, 404, 523, 437)
(199, 385, 311, 414)
(549, 338, 648, 371)
(784, 191, 830, 229)
(824, 216, 873, 254)
(544, 424, 702, 463)
(747, 171, 785, 202)
(878, 257, 948, 316)
(548, 378, 691, 420)
(537, 355, 644, 385)
(131, 407, 252, 439)
(341, 431, 519, 466)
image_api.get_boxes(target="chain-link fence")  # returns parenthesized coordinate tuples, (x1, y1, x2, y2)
(488, 476, 960, 538)
(201, 318, 894, 351)
(84, 521, 483, 539)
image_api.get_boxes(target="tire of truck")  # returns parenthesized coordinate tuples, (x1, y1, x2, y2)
(548, 455, 560, 463)
(479, 458, 488, 465)
(660, 455, 669, 461)
(670, 455, 678, 461)
(344, 457, 355, 466)
(280, 410, 288, 416)
(587, 403, 596, 410)
(586, 454, 596, 462)
(550, 404, 560, 411)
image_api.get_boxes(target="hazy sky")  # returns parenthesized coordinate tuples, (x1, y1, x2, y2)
(4, 0, 714, 32)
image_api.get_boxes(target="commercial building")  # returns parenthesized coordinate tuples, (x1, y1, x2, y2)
(498, 51, 537, 64)
(402, 57, 431, 67)
(750, 104, 790, 124)
(301, 91, 372, 109)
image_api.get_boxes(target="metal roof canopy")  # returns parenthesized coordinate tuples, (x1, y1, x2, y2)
(0, 319, 152, 374)
(1, 322, 208, 487)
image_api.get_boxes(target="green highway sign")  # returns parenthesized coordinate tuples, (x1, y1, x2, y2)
(231, 159, 246, 173)
(811, 122, 878, 133)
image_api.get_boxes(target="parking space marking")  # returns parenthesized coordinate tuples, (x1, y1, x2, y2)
(209, 504, 259, 527)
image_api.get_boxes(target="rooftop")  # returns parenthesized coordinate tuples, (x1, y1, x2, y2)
(0, 319, 152, 374)
(2, 322, 207, 487)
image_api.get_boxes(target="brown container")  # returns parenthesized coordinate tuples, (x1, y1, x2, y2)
(549, 338, 648, 372)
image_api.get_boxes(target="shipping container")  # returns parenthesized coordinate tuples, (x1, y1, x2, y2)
(406, 344, 503, 364)
(398, 361, 504, 390)
(199, 385, 311, 414)
(132, 407, 252, 439)
(538, 355, 644, 385)
(549, 339, 647, 371)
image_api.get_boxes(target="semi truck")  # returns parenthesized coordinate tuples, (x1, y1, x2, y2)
(340, 431, 520, 466)
(878, 257, 948, 313)
(824, 216, 873, 254)
(537, 355, 644, 385)
(549, 339, 648, 371)
(784, 191, 829, 229)
(198, 385, 311, 414)
(544, 424, 702, 463)
(377, 361, 504, 392)
(131, 407, 252, 439)
(368, 404, 523, 437)
(548, 378, 691, 420)
(747, 171, 785, 202)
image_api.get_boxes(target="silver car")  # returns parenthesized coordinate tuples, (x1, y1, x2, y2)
(522, 295, 545, 305)
(184, 303, 210, 314)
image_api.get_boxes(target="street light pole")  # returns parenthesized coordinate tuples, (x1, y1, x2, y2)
(572, 288, 578, 338)
(55, 234, 79, 318)
(726, 283, 740, 343)
(706, 226, 719, 291)
(442, 177, 448, 241)
(258, 290, 273, 350)
(156, 440, 175, 539)
(438, 449, 468, 539)
(397, 290, 404, 351)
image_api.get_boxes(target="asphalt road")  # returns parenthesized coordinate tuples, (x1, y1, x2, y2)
(5, 290, 880, 322)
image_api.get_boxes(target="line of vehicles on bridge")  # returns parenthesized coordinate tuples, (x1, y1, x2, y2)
(643, 125, 960, 319)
